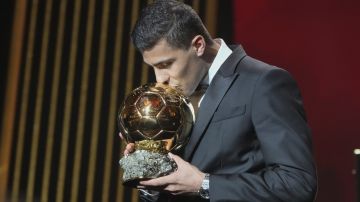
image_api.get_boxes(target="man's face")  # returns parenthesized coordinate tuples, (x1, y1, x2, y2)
(142, 39, 206, 96)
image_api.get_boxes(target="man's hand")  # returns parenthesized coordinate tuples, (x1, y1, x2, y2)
(119, 132, 205, 195)
(124, 143, 135, 155)
(119, 132, 135, 155)
(139, 153, 205, 195)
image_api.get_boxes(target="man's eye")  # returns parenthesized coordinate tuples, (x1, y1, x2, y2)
(158, 62, 171, 69)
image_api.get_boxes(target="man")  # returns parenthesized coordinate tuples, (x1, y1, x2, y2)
(122, 0, 317, 201)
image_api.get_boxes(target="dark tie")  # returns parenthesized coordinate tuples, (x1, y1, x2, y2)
(190, 84, 208, 118)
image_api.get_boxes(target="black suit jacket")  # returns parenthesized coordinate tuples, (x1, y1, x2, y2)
(141, 45, 317, 202)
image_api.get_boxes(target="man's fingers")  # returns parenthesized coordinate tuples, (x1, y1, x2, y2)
(168, 153, 186, 167)
(136, 185, 146, 189)
(139, 174, 175, 187)
(124, 143, 135, 155)
(168, 153, 181, 162)
(126, 143, 135, 151)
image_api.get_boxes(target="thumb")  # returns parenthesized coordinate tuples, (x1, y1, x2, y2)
(168, 153, 183, 163)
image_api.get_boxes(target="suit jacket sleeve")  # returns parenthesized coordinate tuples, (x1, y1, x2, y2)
(209, 68, 317, 202)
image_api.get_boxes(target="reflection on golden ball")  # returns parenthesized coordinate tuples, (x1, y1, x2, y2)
(118, 83, 194, 152)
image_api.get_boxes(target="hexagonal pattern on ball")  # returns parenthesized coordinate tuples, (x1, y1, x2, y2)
(118, 83, 194, 152)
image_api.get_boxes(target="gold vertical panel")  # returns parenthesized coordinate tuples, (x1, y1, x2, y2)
(85, 0, 111, 200)
(26, 0, 53, 200)
(1, 0, 221, 201)
(130, 1, 140, 202)
(116, 0, 140, 202)
(55, 0, 82, 201)
(0, 0, 27, 200)
(40, 0, 68, 201)
(205, 0, 218, 37)
(101, 0, 126, 201)
(70, 0, 97, 200)
(140, 1, 154, 85)
(11, 0, 39, 200)
(124, 0, 139, 96)
(192, 0, 200, 13)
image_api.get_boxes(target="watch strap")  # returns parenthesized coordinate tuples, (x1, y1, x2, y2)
(199, 173, 210, 199)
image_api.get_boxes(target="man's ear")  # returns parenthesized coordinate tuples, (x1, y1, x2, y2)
(191, 35, 206, 56)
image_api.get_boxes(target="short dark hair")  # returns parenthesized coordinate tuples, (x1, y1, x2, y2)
(131, 0, 212, 52)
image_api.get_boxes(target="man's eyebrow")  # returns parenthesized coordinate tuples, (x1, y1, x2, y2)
(152, 58, 174, 67)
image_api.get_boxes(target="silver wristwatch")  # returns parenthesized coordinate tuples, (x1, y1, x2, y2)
(199, 173, 210, 199)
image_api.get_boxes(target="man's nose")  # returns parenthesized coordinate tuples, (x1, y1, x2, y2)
(154, 69, 169, 84)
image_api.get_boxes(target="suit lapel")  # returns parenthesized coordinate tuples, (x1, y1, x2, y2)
(184, 45, 247, 161)
(184, 74, 237, 160)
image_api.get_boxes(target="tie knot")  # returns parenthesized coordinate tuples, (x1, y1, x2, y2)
(193, 84, 208, 95)
(190, 84, 208, 117)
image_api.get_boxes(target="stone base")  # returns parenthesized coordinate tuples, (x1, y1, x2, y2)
(119, 150, 177, 187)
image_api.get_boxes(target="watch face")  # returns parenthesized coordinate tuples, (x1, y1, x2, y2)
(199, 185, 210, 199)
(199, 173, 210, 199)
(199, 188, 210, 199)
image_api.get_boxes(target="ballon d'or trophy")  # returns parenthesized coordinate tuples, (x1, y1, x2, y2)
(118, 83, 194, 187)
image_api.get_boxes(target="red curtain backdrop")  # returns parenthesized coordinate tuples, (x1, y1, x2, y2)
(232, 0, 360, 201)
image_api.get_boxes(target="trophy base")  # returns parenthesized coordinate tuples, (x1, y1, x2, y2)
(119, 150, 177, 187)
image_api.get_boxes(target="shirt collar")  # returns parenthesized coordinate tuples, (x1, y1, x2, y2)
(201, 38, 233, 85)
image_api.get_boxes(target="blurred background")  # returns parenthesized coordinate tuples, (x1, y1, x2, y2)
(1, 0, 359, 201)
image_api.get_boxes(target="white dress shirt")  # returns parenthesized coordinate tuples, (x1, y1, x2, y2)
(198, 39, 232, 106)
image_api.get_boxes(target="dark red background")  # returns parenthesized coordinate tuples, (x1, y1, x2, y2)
(233, 0, 360, 201)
